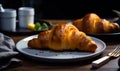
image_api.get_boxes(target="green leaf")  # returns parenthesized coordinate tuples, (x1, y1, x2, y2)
(35, 22, 41, 31)
(41, 23, 48, 30)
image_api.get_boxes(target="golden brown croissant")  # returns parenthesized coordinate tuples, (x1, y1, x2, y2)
(28, 24, 97, 52)
(73, 13, 120, 34)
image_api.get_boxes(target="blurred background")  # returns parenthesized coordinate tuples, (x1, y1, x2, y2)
(0, 0, 120, 20)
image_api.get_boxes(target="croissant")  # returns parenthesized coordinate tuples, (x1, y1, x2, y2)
(73, 13, 120, 34)
(28, 24, 97, 52)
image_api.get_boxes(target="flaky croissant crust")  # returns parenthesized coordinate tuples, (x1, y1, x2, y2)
(73, 13, 120, 34)
(28, 24, 97, 52)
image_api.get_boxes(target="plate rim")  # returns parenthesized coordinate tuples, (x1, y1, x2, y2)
(16, 35, 106, 62)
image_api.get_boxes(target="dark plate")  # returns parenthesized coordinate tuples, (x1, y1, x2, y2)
(87, 32, 120, 42)
(0, 20, 52, 35)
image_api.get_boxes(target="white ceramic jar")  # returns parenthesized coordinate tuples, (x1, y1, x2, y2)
(18, 7, 35, 28)
(0, 9, 16, 32)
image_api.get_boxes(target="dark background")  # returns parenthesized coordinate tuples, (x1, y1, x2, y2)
(0, 0, 120, 20)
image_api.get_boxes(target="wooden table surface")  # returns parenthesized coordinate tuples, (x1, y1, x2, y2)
(3, 20, 120, 71)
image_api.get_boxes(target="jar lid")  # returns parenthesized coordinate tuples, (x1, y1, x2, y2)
(0, 9, 16, 17)
(18, 7, 34, 15)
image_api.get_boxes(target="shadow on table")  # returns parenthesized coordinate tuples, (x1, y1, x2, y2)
(17, 53, 102, 66)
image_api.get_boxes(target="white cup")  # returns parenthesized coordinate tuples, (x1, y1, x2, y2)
(18, 7, 34, 28)
(0, 9, 16, 32)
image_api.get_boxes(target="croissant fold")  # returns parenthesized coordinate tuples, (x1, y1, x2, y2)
(28, 24, 97, 52)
